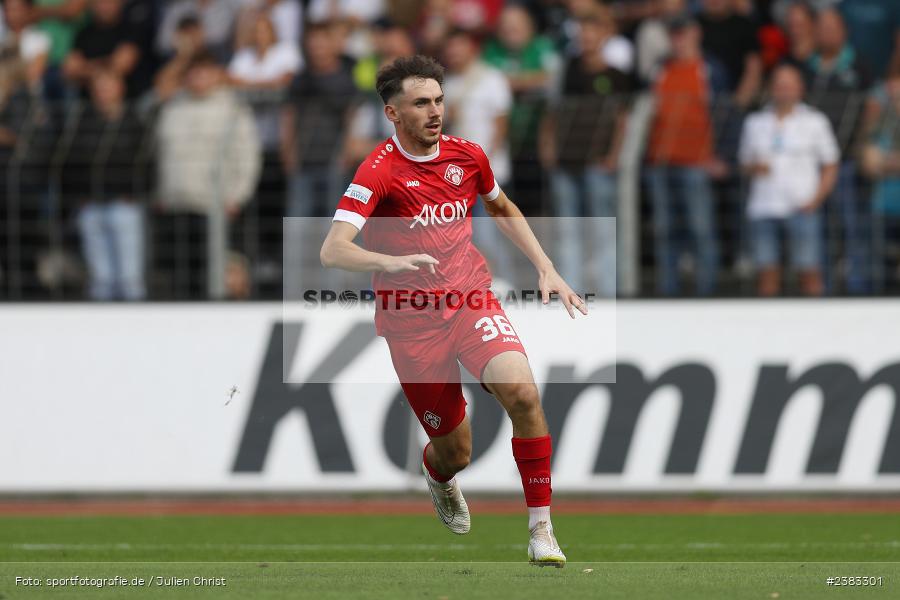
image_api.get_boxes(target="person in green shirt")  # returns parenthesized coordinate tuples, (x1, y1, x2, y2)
(482, 4, 560, 214)
(29, 0, 88, 100)
(31, 0, 88, 66)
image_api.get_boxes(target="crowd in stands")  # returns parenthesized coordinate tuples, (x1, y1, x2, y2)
(0, 0, 899, 300)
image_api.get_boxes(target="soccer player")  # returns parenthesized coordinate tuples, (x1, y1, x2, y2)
(319, 55, 587, 567)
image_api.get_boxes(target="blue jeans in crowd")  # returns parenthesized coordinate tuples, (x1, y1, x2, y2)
(550, 167, 618, 297)
(644, 165, 719, 296)
(77, 200, 145, 300)
(750, 211, 822, 271)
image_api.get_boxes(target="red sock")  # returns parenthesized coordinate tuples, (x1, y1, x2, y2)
(423, 442, 453, 483)
(512, 435, 552, 507)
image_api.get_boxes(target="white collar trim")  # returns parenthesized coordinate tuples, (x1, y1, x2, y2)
(392, 134, 440, 162)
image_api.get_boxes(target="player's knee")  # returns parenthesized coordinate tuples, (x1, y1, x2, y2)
(501, 383, 541, 417)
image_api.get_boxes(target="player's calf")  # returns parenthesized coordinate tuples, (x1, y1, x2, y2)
(423, 441, 471, 535)
(487, 379, 564, 565)
(425, 433, 471, 478)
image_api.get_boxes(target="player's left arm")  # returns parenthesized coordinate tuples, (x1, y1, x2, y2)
(482, 190, 587, 318)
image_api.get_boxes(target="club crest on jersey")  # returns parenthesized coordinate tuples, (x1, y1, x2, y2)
(444, 164, 465, 186)
(424, 411, 442, 429)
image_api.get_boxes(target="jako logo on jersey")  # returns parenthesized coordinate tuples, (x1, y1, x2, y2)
(424, 411, 442, 429)
(406, 180, 420, 187)
(444, 164, 465, 186)
(528, 477, 550, 484)
(344, 183, 373, 205)
(410, 200, 468, 229)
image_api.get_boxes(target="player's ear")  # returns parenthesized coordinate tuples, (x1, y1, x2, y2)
(384, 103, 400, 124)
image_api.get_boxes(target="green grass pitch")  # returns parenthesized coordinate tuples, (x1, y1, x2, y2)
(1, 512, 898, 599)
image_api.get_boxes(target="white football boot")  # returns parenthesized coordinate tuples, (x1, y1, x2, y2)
(422, 463, 471, 535)
(528, 521, 566, 567)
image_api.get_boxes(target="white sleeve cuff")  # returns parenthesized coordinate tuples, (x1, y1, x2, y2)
(333, 209, 367, 230)
(482, 181, 501, 201)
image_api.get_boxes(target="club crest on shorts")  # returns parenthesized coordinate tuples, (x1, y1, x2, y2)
(444, 164, 464, 186)
(424, 411, 442, 429)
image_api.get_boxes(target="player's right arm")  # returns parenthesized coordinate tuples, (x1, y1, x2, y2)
(320, 151, 438, 274)
(320, 221, 438, 274)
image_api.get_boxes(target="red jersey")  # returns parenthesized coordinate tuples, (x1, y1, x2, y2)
(333, 134, 501, 337)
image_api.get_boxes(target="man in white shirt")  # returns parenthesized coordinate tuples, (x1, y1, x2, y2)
(442, 27, 515, 281)
(739, 64, 839, 296)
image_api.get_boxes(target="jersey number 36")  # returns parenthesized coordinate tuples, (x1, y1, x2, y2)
(475, 315, 517, 342)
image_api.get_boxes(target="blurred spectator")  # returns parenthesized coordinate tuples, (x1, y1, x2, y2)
(782, 1, 816, 68)
(0, 54, 33, 165)
(307, 0, 387, 59)
(645, 15, 726, 296)
(807, 8, 872, 133)
(483, 4, 559, 214)
(484, 5, 558, 95)
(384, 0, 422, 28)
(555, 0, 634, 72)
(0, 45, 49, 296)
(739, 64, 839, 296)
(352, 17, 412, 93)
(697, 0, 763, 108)
(27, 0, 88, 99)
(806, 7, 872, 293)
(418, 0, 502, 55)
(156, 52, 261, 298)
(635, 0, 686, 85)
(861, 72, 900, 291)
(157, 0, 242, 64)
(306, 0, 386, 25)
(280, 20, 357, 283)
(1, 0, 51, 91)
(444, 28, 512, 196)
(605, 0, 661, 29)
(418, 0, 456, 55)
(758, 24, 789, 74)
(235, 0, 302, 51)
(62, 0, 142, 96)
(344, 18, 413, 165)
(228, 14, 301, 148)
(839, 0, 900, 80)
(541, 8, 632, 296)
(281, 21, 357, 215)
(63, 70, 148, 300)
(228, 12, 300, 290)
(770, 0, 837, 25)
(443, 27, 515, 283)
(153, 15, 207, 102)
(447, 0, 504, 32)
(120, 1, 161, 93)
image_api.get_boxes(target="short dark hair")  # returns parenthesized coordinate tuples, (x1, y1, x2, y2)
(375, 55, 445, 104)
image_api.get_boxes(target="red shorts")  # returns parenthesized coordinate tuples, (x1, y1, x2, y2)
(384, 290, 527, 437)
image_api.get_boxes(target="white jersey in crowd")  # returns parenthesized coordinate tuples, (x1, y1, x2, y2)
(443, 60, 513, 185)
(228, 41, 302, 149)
(739, 102, 840, 219)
